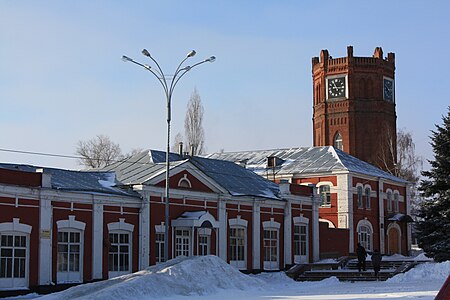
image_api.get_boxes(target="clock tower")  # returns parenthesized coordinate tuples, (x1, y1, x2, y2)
(312, 46, 397, 171)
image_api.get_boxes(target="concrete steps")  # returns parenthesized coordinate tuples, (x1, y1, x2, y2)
(291, 257, 422, 282)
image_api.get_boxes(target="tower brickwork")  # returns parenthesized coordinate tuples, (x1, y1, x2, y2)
(312, 46, 397, 171)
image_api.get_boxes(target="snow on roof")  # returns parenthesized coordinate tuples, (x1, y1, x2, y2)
(206, 146, 408, 184)
(179, 211, 207, 220)
(103, 150, 281, 200)
(0, 163, 139, 197)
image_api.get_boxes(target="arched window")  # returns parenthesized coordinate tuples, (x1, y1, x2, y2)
(334, 132, 343, 151)
(365, 187, 371, 209)
(394, 192, 399, 212)
(357, 220, 373, 252)
(387, 191, 393, 211)
(319, 185, 331, 206)
(357, 186, 363, 208)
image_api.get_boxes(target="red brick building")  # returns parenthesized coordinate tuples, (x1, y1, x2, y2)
(312, 46, 397, 171)
(0, 151, 318, 292)
(208, 146, 412, 257)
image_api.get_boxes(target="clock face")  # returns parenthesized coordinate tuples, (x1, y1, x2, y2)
(328, 77, 346, 98)
(383, 78, 394, 101)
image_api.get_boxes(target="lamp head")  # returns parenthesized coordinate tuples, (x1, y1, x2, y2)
(122, 55, 132, 62)
(207, 56, 216, 63)
(142, 49, 151, 57)
(187, 50, 196, 58)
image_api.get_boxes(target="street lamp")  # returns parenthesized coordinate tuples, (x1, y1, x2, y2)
(122, 49, 215, 262)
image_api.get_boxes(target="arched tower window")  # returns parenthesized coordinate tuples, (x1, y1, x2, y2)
(334, 132, 343, 151)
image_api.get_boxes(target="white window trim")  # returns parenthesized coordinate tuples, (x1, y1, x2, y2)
(356, 219, 374, 252)
(0, 219, 32, 234)
(293, 215, 309, 264)
(262, 218, 281, 230)
(56, 216, 85, 284)
(393, 191, 400, 212)
(316, 182, 333, 207)
(177, 174, 192, 188)
(107, 218, 134, 233)
(386, 189, 393, 212)
(0, 219, 31, 290)
(107, 219, 134, 277)
(229, 216, 247, 270)
(356, 184, 364, 209)
(364, 185, 372, 209)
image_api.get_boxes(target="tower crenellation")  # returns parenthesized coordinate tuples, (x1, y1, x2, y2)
(312, 46, 397, 172)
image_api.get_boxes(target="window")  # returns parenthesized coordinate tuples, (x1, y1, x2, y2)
(334, 132, 343, 150)
(387, 191, 392, 211)
(263, 229, 278, 264)
(365, 187, 371, 209)
(394, 193, 399, 212)
(229, 227, 245, 262)
(198, 235, 210, 256)
(357, 186, 363, 208)
(293, 225, 307, 258)
(155, 233, 165, 263)
(175, 229, 190, 257)
(358, 225, 372, 252)
(108, 232, 131, 274)
(58, 231, 81, 273)
(0, 234, 26, 279)
(320, 185, 331, 206)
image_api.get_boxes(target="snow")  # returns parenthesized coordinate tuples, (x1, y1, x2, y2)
(7, 255, 449, 300)
(97, 172, 116, 188)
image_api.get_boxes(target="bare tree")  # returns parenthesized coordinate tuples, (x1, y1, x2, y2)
(184, 88, 205, 155)
(378, 128, 422, 180)
(76, 135, 123, 168)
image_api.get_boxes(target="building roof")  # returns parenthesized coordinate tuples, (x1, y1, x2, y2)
(0, 163, 140, 197)
(205, 146, 408, 184)
(101, 150, 281, 200)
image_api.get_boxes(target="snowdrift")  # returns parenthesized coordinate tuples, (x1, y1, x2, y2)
(39, 256, 264, 300)
(388, 260, 450, 283)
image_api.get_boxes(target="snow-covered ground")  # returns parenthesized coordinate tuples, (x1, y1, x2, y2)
(7, 255, 449, 300)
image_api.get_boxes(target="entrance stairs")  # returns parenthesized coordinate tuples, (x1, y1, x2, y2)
(288, 257, 424, 282)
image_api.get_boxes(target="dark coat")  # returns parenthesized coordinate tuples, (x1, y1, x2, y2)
(356, 245, 367, 261)
(371, 251, 382, 268)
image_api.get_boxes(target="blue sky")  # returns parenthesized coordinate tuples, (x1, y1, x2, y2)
(1, 0, 449, 170)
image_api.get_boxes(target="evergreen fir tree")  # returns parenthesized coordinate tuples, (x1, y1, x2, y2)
(416, 106, 450, 262)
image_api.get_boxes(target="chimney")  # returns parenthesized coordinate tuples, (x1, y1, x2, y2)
(189, 145, 196, 156)
(36, 168, 51, 188)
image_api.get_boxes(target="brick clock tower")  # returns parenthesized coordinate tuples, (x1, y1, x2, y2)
(312, 46, 397, 171)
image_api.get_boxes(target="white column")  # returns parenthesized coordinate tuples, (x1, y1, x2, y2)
(92, 201, 103, 279)
(337, 173, 354, 253)
(311, 191, 320, 262)
(406, 183, 412, 253)
(39, 194, 52, 285)
(218, 198, 227, 261)
(378, 180, 385, 254)
(139, 195, 150, 269)
(252, 201, 261, 270)
(284, 199, 292, 266)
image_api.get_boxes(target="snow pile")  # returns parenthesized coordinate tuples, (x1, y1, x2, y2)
(40, 256, 264, 300)
(388, 260, 450, 283)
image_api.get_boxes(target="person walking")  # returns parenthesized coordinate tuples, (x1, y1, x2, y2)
(371, 249, 382, 278)
(356, 242, 367, 272)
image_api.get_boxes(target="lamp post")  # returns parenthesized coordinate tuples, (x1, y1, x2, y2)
(122, 50, 215, 262)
